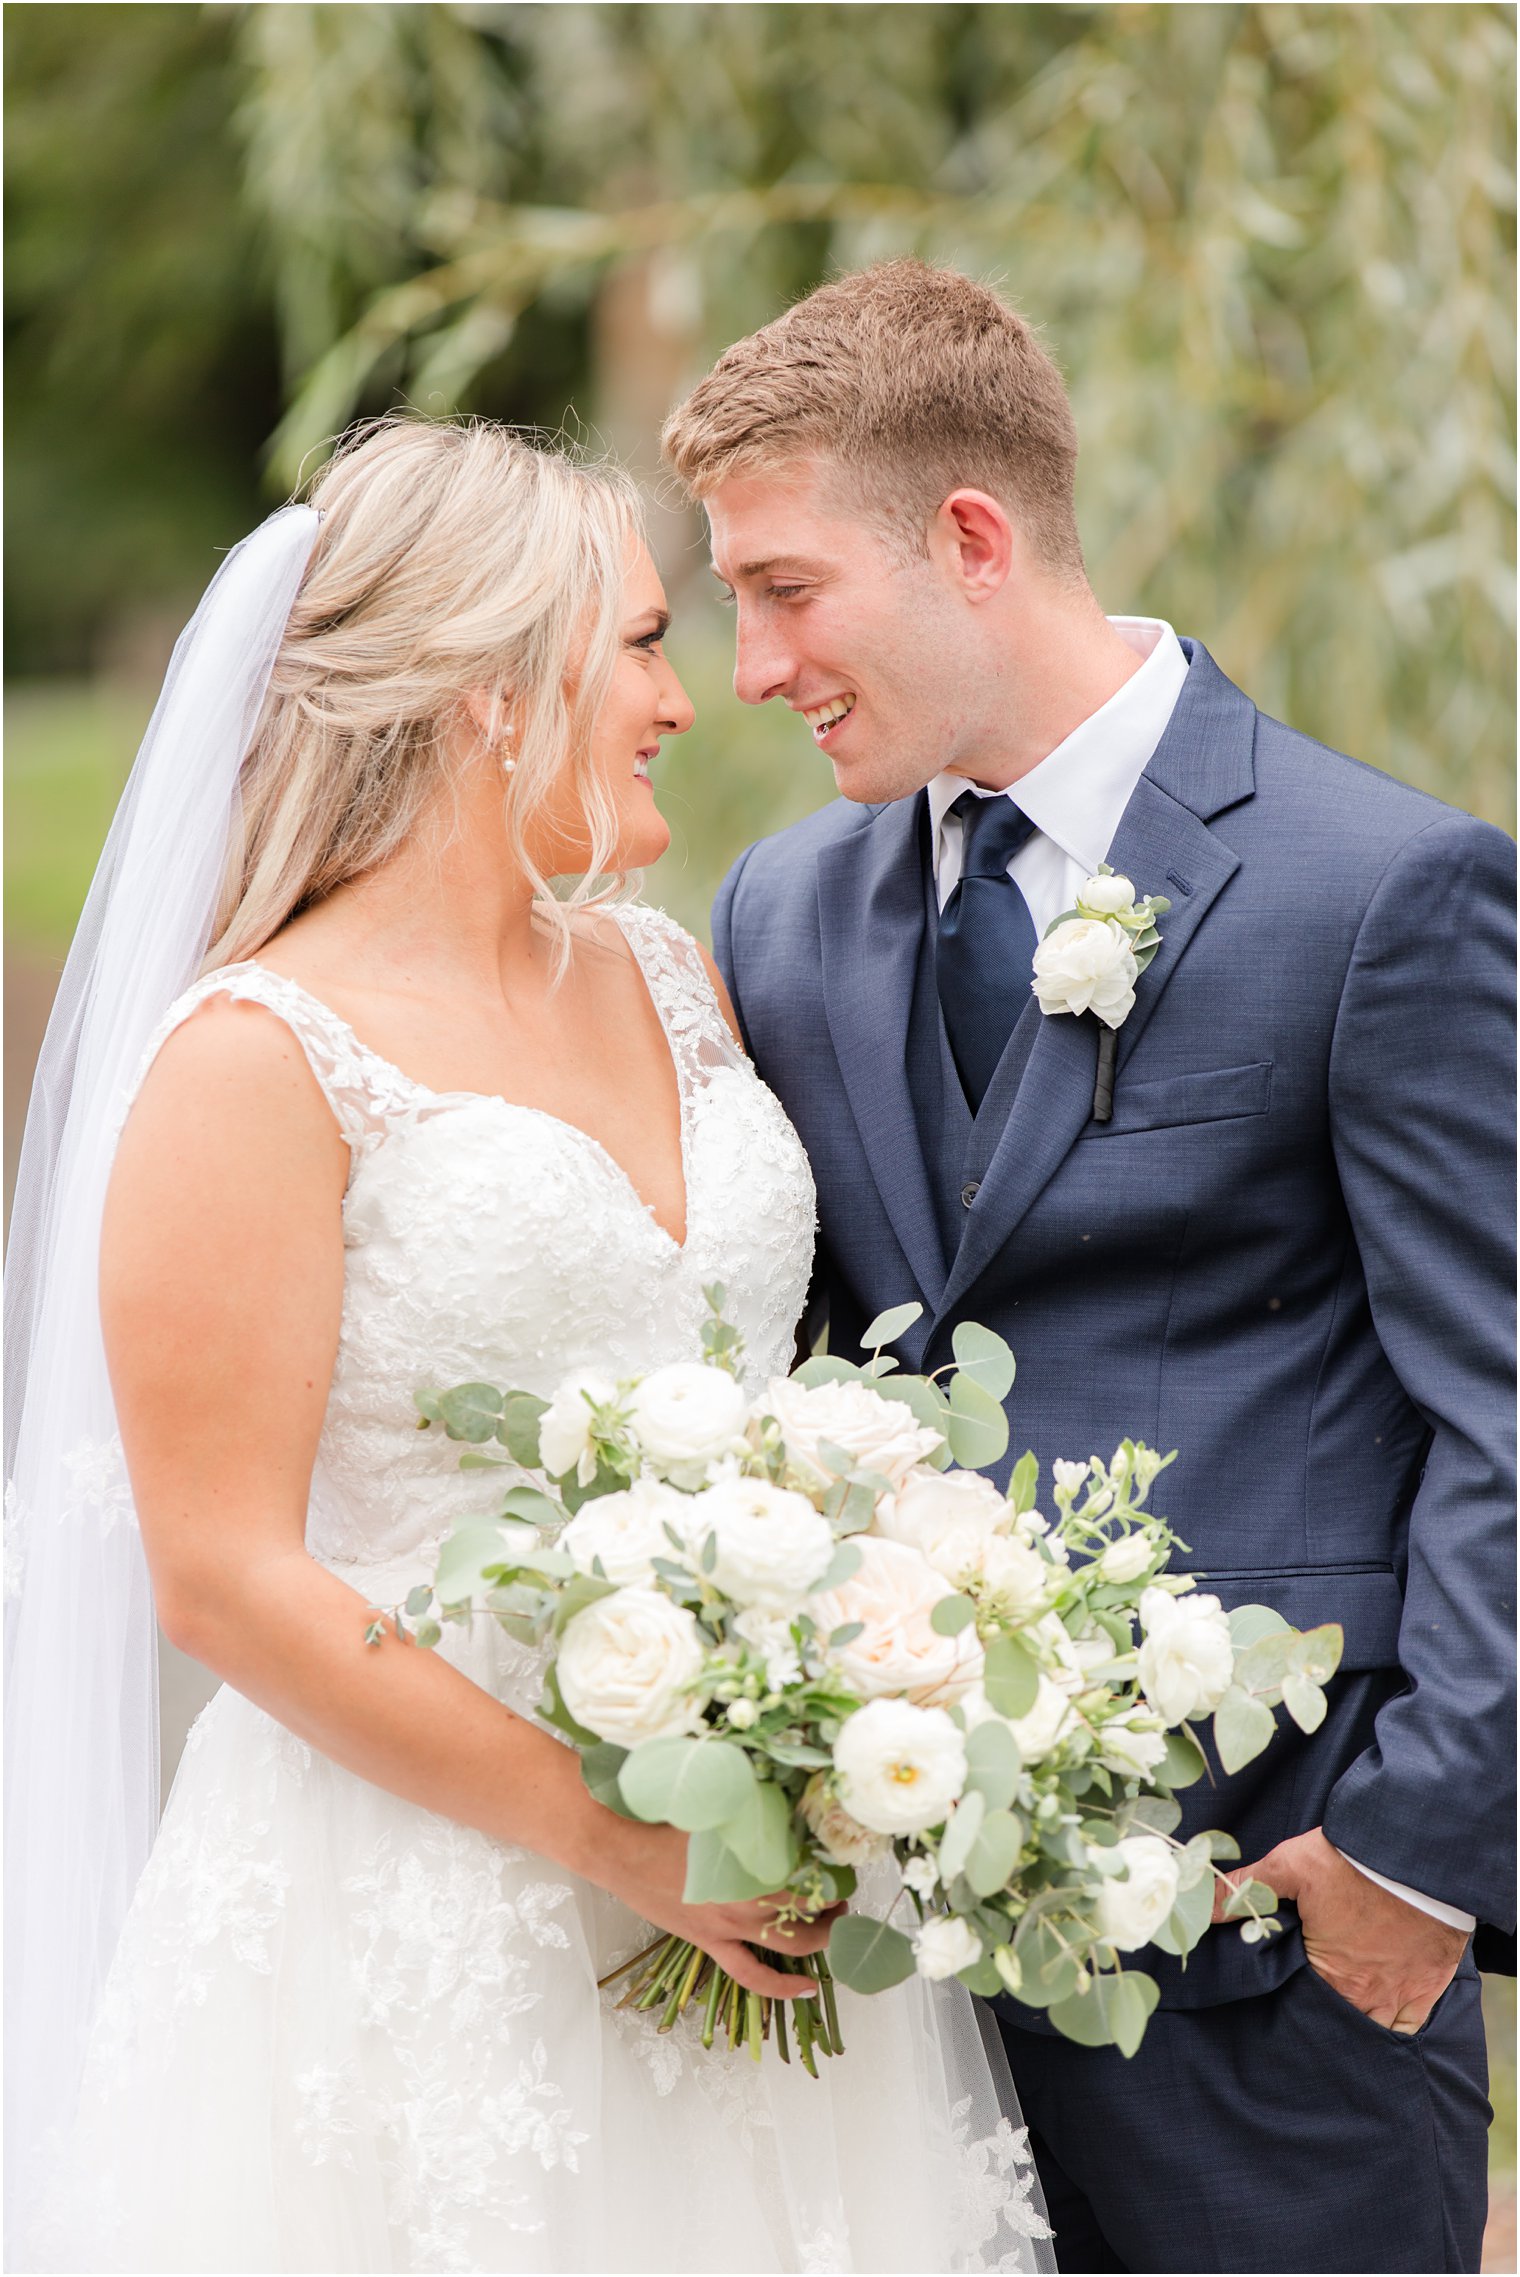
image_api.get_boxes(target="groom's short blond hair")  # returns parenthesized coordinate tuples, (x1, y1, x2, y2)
(662, 260, 1085, 578)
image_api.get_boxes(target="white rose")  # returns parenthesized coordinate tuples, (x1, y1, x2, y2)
(799, 1771, 893, 1868)
(1098, 1533, 1155, 1585)
(876, 1468, 1011, 1583)
(901, 1854, 940, 1901)
(687, 1477, 834, 1613)
(976, 1533, 1055, 1619)
(559, 1476, 688, 1587)
(1031, 917, 1138, 1030)
(732, 1607, 802, 1691)
(765, 1375, 943, 1490)
(1095, 1835, 1181, 1951)
(1006, 1674, 1077, 1765)
(913, 1915, 983, 1981)
(832, 1697, 968, 1835)
(556, 1586, 707, 1747)
(1137, 1588, 1234, 1725)
(809, 1535, 984, 1705)
(1079, 872, 1137, 916)
(1098, 1712, 1169, 1780)
(628, 1363, 749, 1477)
(538, 1369, 618, 1484)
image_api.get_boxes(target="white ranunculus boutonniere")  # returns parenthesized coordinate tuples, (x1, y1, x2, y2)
(1031, 867, 1170, 1123)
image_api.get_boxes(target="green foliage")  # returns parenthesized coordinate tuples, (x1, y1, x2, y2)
(618, 1734, 757, 1830)
(826, 1913, 917, 1995)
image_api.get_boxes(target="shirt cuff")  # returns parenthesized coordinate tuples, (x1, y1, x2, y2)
(1337, 1850, 1477, 1933)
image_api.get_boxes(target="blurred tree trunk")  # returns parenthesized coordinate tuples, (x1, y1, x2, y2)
(591, 248, 707, 589)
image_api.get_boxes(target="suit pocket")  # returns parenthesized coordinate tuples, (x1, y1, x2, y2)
(1192, 1563, 1403, 1672)
(1082, 1058, 1272, 1136)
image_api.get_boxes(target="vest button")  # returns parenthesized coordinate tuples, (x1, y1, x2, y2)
(961, 1180, 980, 1209)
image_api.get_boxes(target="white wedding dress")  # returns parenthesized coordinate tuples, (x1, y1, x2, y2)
(29, 903, 1051, 2277)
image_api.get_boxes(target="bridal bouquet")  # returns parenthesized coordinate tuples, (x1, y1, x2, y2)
(387, 1292, 1341, 2070)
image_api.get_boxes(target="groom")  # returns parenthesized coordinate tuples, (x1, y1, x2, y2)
(665, 261, 1515, 2273)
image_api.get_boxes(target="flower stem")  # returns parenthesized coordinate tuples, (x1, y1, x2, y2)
(815, 1954, 844, 2056)
(700, 1962, 725, 2049)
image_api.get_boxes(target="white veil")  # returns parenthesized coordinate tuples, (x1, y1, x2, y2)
(4, 505, 321, 2261)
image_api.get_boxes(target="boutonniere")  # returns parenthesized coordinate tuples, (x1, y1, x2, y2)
(1030, 867, 1170, 1123)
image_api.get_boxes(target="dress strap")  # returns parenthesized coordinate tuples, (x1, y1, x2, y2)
(119, 963, 422, 1157)
(612, 903, 749, 1096)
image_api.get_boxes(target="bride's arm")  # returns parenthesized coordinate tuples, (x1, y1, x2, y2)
(101, 997, 832, 1998)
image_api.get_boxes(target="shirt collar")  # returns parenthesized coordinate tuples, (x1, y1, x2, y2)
(926, 618, 1190, 874)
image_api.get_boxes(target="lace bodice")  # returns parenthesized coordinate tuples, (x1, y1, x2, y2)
(133, 904, 817, 1583)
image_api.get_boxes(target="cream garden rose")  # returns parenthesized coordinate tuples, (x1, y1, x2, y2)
(1137, 1587, 1234, 1725)
(557, 1587, 707, 1747)
(875, 1467, 1011, 1584)
(688, 1477, 834, 1613)
(809, 1536, 984, 1704)
(799, 1770, 892, 1868)
(628, 1363, 749, 1477)
(559, 1476, 688, 1587)
(1031, 917, 1138, 1030)
(765, 1375, 943, 1490)
(831, 1697, 968, 1835)
(1095, 1835, 1181, 1951)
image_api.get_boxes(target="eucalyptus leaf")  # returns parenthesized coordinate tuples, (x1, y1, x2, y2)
(956, 1954, 1008, 1997)
(1124, 1793, 1183, 1837)
(682, 1828, 776, 1904)
(937, 1788, 986, 1884)
(1281, 1672, 1327, 1732)
(951, 1321, 1017, 1402)
(862, 1301, 924, 1348)
(828, 1621, 866, 1648)
(500, 1485, 559, 1528)
(1222, 1877, 1280, 1922)
(1149, 1872, 1214, 1958)
(983, 1632, 1039, 1719)
(1213, 1685, 1278, 1773)
(404, 1584, 434, 1617)
(1292, 1622, 1344, 1685)
(1007, 1450, 1039, 1516)
(498, 1391, 548, 1467)
(965, 1807, 1026, 1897)
(1227, 1602, 1293, 1651)
(720, 1777, 795, 1887)
(412, 1618, 442, 1650)
(789, 1357, 862, 1389)
(1050, 1969, 1159, 2057)
(945, 1372, 1010, 1470)
(433, 1381, 505, 1443)
(618, 1736, 757, 1831)
(827, 1914, 917, 1995)
(433, 1521, 522, 1603)
(1232, 1631, 1299, 1695)
(930, 1593, 978, 1637)
(1012, 1919, 1082, 2008)
(580, 1741, 634, 1816)
(814, 1542, 863, 1592)
(1159, 1728, 1207, 1789)
(964, 1717, 1022, 1811)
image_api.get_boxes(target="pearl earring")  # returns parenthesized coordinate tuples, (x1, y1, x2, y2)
(497, 729, 516, 776)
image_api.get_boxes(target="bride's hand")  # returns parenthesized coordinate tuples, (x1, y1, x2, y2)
(602, 1818, 846, 1999)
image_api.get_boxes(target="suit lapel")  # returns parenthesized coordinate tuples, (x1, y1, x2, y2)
(938, 641, 1255, 1321)
(816, 796, 947, 1310)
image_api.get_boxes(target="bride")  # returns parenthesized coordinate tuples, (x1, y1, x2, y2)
(7, 417, 1051, 2275)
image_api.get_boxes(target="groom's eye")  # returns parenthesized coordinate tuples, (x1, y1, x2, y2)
(766, 584, 806, 601)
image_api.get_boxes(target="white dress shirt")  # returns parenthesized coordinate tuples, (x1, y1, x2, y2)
(925, 613, 1475, 1939)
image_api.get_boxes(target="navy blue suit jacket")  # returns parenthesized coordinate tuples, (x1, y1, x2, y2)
(713, 641, 1516, 2008)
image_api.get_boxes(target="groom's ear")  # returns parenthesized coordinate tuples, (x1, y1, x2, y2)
(933, 490, 1016, 603)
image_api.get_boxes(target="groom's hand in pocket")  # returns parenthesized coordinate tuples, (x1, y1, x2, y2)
(1215, 1826, 1468, 2031)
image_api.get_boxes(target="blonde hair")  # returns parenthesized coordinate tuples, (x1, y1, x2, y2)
(205, 416, 642, 973)
(662, 259, 1084, 578)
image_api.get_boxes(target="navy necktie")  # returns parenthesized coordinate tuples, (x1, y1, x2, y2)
(936, 790, 1039, 1112)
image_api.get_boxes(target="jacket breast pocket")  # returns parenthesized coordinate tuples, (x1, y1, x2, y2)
(1083, 1058, 1272, 1137)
